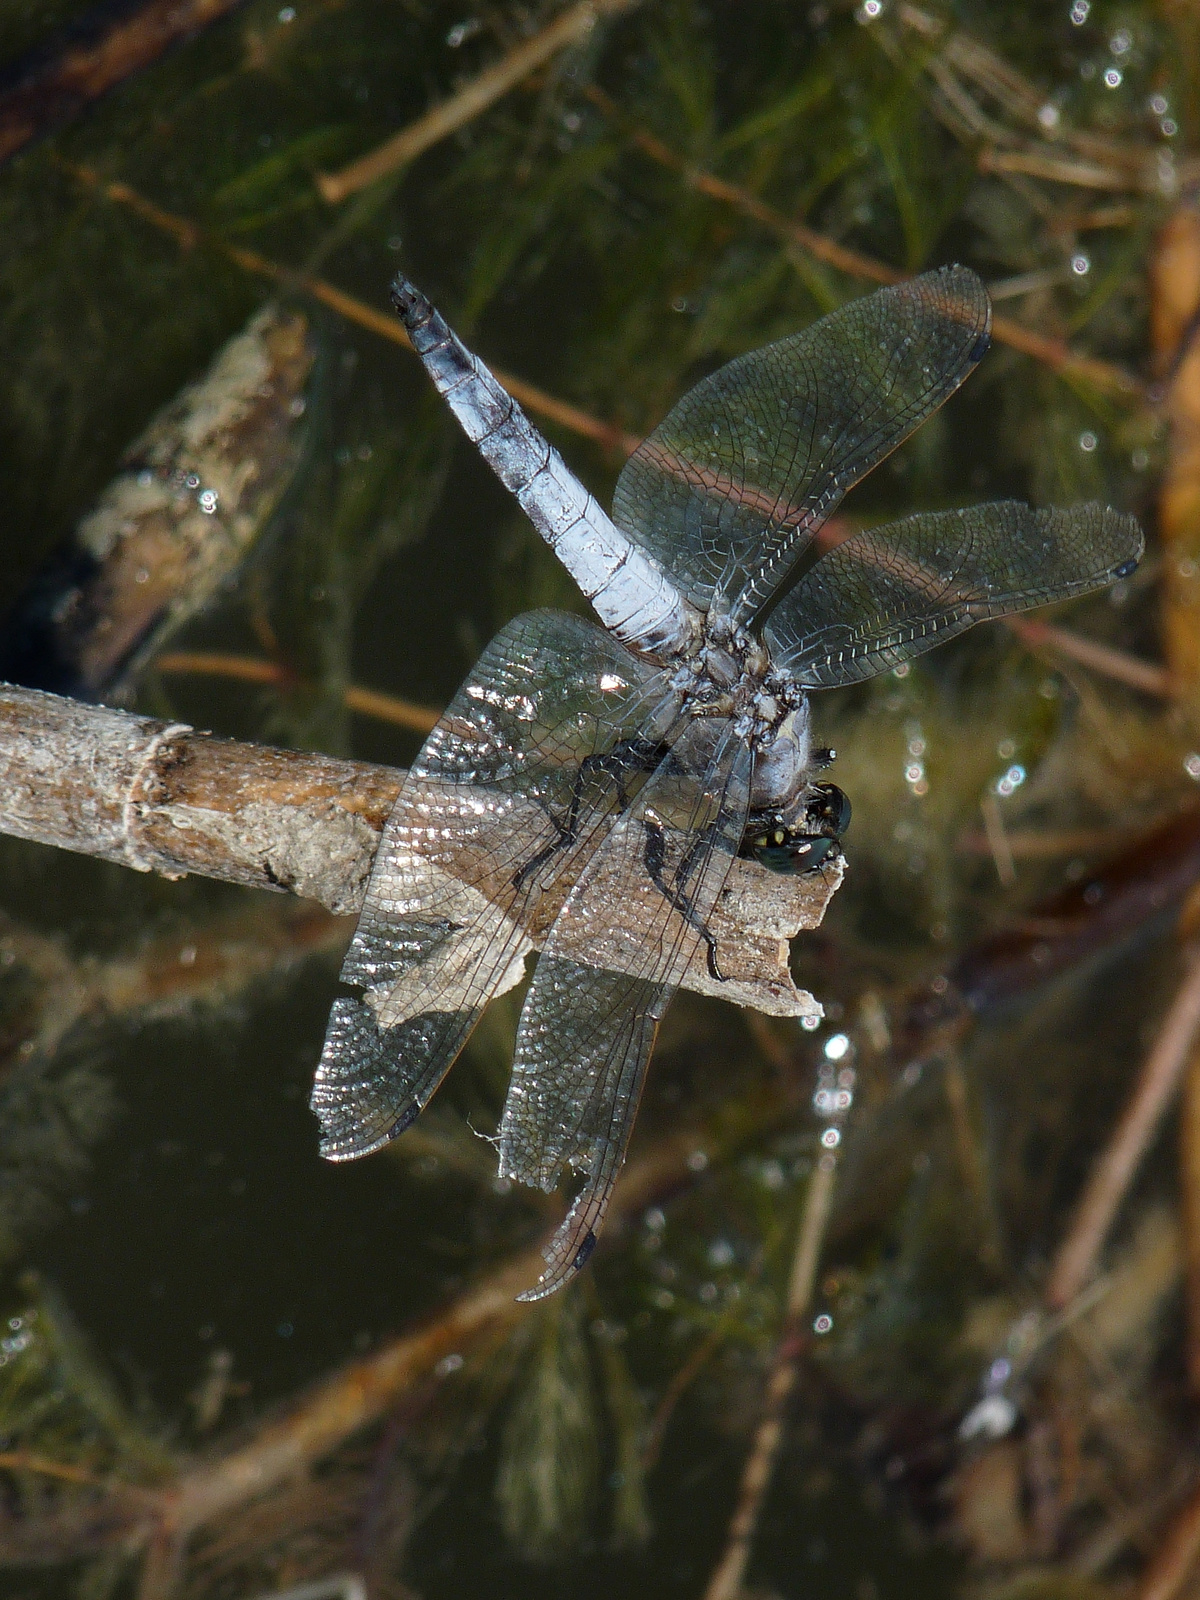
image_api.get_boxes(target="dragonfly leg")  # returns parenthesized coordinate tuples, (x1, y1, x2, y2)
(641, 817, 726, 983)
(511, 737, 668, 893)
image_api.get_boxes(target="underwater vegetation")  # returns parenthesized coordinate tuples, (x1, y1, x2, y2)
(1, 0, 1200, 1597)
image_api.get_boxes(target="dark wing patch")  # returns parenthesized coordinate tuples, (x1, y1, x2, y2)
(765, 501, 1143, 689)
(612, 265, 991, 624)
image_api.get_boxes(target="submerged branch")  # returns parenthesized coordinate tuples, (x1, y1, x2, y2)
(0, 0, 248, 168)
(0, 682, 834, 1013)
(703, 1147, 839, 1600)
(584, 88, 1144, 399)
(153, 651, 440, 734)
(63, 163, 641, 457)
(1004, 617, 1174, 698)
(1044, 942, 1200, 1310)
(119, 1121, 747, 1594)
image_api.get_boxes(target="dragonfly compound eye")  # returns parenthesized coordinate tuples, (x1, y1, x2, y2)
(805, 783, 852, 838)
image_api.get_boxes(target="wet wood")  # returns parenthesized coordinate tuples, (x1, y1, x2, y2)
(0, 683, 835, 1013)
(2, 307, 313, 698)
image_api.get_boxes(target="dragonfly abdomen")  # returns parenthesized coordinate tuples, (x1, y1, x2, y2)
(391, 276, 700, 661)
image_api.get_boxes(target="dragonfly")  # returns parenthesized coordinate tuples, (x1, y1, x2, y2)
(314, 265, 1141, 1300)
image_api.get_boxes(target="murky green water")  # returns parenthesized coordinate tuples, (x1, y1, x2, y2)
(0, 2, 1188, 1596)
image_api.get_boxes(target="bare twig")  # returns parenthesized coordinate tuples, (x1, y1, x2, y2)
(703, 1142, 840, 1600)
(979, 147, 1146, 192)
(63, 163, 641, 456)
(584, 88, 1144, 399)
(0, 0, 248, 167)
(1044, 942, 1200, 1310)
(703, 1042, 853, 1600)
(0, 682, 834, 1013)
(943, 804, 1200, 1018)
(154, 651, 441, 734)
(316, 0, 643, 203)
(1004, 617, 1173, 698)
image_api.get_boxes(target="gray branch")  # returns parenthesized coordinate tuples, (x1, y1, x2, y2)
(0, 683, 839, 1017)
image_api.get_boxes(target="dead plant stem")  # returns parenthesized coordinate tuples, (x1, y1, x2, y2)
(63, 163, 640, 456)
(317, 0, 644, 203)
(584, 88, 1143, 399)
(1045, 941, 1200, 1310)
(153, 651, 440, 734)
(703, 1145, 840, 1600)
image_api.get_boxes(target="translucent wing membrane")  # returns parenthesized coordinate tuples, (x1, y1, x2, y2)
(766, 501, 1144, 689)
(501, 721, 753, 1300)
(612, 265, 991, 625)
(313, 609, 671, 1159)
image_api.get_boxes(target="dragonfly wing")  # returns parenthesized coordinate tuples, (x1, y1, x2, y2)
(313, 608, 671, 1159)
(612, 265, 991, 625)
(499, 720, 753, 1299)
(765, 501, 1143, 689)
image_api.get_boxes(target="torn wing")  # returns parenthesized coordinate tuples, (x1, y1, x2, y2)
(611, 265, 991, 627)
(499, 719, 754, 1300)
(313, 608, 672, 1160)
(764, 501, 1143, 689)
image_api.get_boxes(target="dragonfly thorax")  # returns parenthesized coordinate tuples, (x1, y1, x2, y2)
(670, 616, 816, 810)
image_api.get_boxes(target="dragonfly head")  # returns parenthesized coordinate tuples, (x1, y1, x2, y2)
(741, 783, 851, 875)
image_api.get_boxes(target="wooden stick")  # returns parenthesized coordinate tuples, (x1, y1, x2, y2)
(0, 682, 833, 1013)
(0, 0, 247, 168)
(316, 0, 643, 204)
(1044, 942, 1200, 1310)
